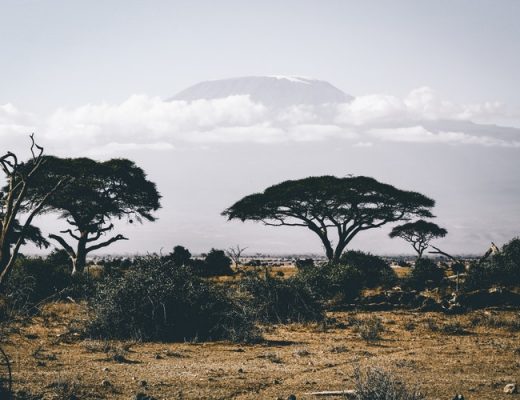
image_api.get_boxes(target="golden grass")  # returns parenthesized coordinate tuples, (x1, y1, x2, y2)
(2, 302, 519, 399)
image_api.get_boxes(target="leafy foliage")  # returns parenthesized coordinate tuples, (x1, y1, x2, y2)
(223, 175, 435, 262)
(166, 245, 192, 267)
(406, 258, 445, 290)
(465, 237, 520, 289)
(23, 156, 161, 273)
(3, 255, 94, 318)
(238, 272, 324, 323)
(199, 248, 233, 276)
(339, 250, 397, 288)
(296, 262, 364, 302)
(88, 255, 258, 342)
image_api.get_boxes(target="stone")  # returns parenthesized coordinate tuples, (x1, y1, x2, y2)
(101, 379, 112, 387)
(287, 395, 297, 400)
(503, 383, 517, 394)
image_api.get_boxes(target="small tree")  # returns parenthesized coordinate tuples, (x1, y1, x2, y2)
(202, 249, 233, 276)
(0, 135, 65, 288)
(389, 220, 447, 258)
(223, 176, 435, 263)
(167, 245, 192, 267)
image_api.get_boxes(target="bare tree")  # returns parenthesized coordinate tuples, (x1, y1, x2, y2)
(428, 245, 465, 292)
(226, 245, 248, 270)
(0, 135, 65, 288)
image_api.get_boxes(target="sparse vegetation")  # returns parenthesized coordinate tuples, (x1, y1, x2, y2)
(353, 316, 385, 343)
(354, 366, 424, 400)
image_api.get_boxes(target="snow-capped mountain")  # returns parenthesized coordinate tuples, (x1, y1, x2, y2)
(172, 76, 352, 108)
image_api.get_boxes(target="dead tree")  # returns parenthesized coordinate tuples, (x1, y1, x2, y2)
(226, 245, 248, 270)
(0, 134, 65, 288)
(428, 245, 465, 292)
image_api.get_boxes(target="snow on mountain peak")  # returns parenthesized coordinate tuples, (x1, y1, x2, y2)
(171, 76, 352, 109)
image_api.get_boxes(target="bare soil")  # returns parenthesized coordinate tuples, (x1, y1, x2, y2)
(1, 302, 519, 400)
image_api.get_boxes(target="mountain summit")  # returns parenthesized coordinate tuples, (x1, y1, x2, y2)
(172, 76, 352, 108)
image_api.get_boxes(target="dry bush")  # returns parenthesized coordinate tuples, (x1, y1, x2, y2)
(353, 316, 385, 343)
(441, 321, 468, 335)
(88, 255, 259, 343)
(354, 366, 424, 400)
(470, 312, 520, 332)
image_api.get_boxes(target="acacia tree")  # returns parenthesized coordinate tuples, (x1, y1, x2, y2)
(0, 135, 64, 287)
(27, 156, 161, 274)
(389, 220, 447, 258)
(222, 175, 435, 263)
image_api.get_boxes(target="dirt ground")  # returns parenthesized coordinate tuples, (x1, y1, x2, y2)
(1, 303, 519, 400)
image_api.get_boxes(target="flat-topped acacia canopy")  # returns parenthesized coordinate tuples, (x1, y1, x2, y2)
(222, 175, 436, 262)
(20, 156, 161, 274)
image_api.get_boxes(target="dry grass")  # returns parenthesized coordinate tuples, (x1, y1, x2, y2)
(2, 302, 520, 399)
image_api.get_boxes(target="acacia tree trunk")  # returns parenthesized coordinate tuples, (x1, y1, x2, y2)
(0, 241, 11, 287)
(72, 235, 88, 275)
(50, 226, 128, 275)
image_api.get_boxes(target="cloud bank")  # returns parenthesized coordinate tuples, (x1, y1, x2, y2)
(1, 86, 519, 155)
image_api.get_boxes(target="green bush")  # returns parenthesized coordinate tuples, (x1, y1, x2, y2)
(465, 238, 520, 290)
(238, 272, 323, 323)
(296, 262, 364, 302)
(87, 256, 258, 342)
(3, 256, 93, 317)
(199, 248, 234, 276)
(406, 258, 444, 290)
(339, 250, 397, 288)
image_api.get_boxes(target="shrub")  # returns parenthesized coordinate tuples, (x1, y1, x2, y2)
(87, 255, 258, 342)
(3, 256, 94, 317)
(295, 258, 314, 269)
(238, 272, 323, 323)
(470, 312, 520, 332)
(441, 321, 467, 335)
(353, 316, 385, 343)
(339, 251, 397, 288)
(406, 258, 444, 290)
(188, 248, 234, 276)
(465, 237, 520, 290)
(296, 262, 364, 302)
(354, 366, 424, 400)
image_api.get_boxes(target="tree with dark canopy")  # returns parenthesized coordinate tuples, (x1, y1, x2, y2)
(389, 220, 447, 258)
(222, 175, 436, 263)
(26, 156, 161, 274)
(0, 135, 65, 287)
(167, 245, 192, 267)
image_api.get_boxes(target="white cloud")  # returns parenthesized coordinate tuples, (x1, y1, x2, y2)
(1, 87, 519, 155)
(369, 126, 520, 147)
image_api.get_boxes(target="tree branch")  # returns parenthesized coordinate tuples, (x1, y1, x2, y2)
(86, 234, 128, 253)
(48, 234, 76, 257)
(60, 229, 81, 241)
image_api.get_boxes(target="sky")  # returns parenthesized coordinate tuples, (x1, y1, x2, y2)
(1, 0, 520, 256)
